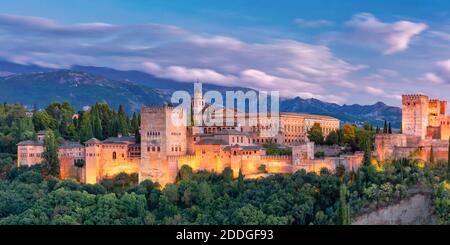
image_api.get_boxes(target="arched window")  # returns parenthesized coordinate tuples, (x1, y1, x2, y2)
(112, 152, 117, 160)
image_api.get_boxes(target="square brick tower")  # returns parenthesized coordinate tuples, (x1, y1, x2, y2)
(402, 95, 429, 139)
(140, 105, 187, 185)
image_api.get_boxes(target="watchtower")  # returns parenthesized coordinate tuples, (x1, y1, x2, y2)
(402, 94, 429, 139)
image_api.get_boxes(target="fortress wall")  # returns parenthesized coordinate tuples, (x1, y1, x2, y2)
(375, 134, 407, 161)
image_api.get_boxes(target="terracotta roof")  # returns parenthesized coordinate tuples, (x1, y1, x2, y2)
(223, 145, 262, 151)
(17, 140, 43, 146)
(214, 129, 247, 135)
(60, 142, 84, 148)
(101, 136, 136, 144)
(84, 138, 102, 144)
(196, 139, 228, 145)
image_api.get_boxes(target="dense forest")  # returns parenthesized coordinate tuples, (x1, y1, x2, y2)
(0, 102, 448, 225)
(0, 159, 448, 225)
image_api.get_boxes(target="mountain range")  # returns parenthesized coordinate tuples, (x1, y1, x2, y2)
(0, 60, 401, 127)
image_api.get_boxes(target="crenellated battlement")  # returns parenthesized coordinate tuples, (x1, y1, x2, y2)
(402, 94, 429, 103)
(141, 106, 166, 113)
(177, 155, 197, 161)
(261, 155, 292, 161)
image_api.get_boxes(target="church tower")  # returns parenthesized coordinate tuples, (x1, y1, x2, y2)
(192, 82, 204, 126)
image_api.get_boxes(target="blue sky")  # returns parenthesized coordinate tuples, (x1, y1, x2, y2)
(0, 0, 449, 105)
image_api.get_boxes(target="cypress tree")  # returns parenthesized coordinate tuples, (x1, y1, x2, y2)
(42, 130, 60, 178)
(339, 184, 351, 225)
(117, 105, 129, 136)
(383, 120, 388, 134)
(388, 122, 392, 134)
(363, 137, 371, 166)
(237, 169, 244, 193)
(131, 112, 139, 132)
(430, 145, 435, 164)
(92, 111, 103, 140)
(448, 137, 450, 179)
(79, 112, 93, 142)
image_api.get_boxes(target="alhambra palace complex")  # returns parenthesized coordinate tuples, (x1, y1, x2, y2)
(17, 89, 450, 186)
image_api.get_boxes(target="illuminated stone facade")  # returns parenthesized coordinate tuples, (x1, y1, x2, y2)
(375, 94, 450, 162)
(18, 90, 348, 186)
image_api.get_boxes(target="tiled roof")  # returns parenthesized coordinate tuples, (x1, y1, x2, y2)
(101, 136, 136, 144)
(214, 129, 247, 135)
(60, 142, 84, 148)
(196, 139, 228, 145)
(84, 138, 102, 144)
(17, 140, 43, 146)
(223, 144, 262, 151)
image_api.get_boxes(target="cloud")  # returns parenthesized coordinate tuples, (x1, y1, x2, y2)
(421, 60, 450, 84)
(343, 13, 428, 54)
(429, 31, 450, 42)
(0, 14, 369, 104)
(294, 18, 334, 28)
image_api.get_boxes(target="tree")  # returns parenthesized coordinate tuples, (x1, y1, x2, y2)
(79, 112, 93, 142)
(343, 124, 356, 145)
(388, 123, 392, 134)
(430, 145, 435, 164)
(41, 130, 60, 178)
(131, 112, 139, 133)
(222, 167, 233, 182)
(383, 120, 388, 134)
(307, 123, 324, 145)
(338, 184, 351, 225)
(92, 111, 103, 140)
(32, 111, 55, 131)
(258, 164, 267, 174)
(237, 169, 244, 193)
(177, 165, 193, 182)
(117, 105, 130, 136)
(448, 138, 450, 179)
(325, 130, 339, 145)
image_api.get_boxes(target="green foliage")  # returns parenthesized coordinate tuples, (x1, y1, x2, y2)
(263, 140, 291, 156)
(325, 130, 339, 145)
(222, 167, 233, 182)
(0, 157, 447, 225)
(307, 123, 324, 145)
(338, 184, 350, 225)
(448, 138, 450, 179)
(79, 111, 94, 143)
(314, 151, 325, 159)
(265, 148, 292, 156)
(177, 165, 193, 182)
(430, 145, 435, 164)
(258, 164, 267, 174)
(433, 181, 450, 225)
(41, 130, 60, 178)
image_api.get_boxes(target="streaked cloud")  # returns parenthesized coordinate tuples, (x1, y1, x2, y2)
(0, 14, 366, 104)
(423, 60, 450, 84)
(332, 13, 428, 54)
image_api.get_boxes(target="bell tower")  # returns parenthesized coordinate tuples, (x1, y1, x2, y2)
(192, 82, 204, 126)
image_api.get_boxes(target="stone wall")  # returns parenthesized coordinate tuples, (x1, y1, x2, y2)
(352, 192, 434, 225)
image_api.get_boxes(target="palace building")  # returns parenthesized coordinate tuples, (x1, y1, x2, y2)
(375, 94, 450, 162)
(17, 84, 357, 186)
